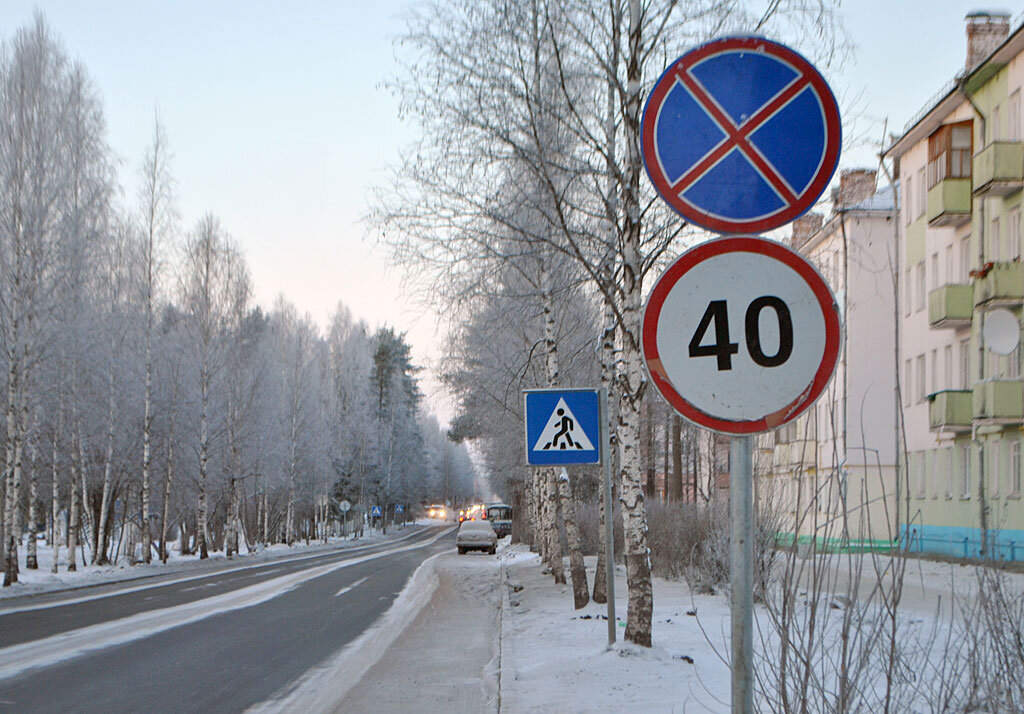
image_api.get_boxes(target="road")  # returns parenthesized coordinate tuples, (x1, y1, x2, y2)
(0, 526, 454, 712)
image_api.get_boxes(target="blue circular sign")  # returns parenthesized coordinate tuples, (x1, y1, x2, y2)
(641, 36, 841, 234)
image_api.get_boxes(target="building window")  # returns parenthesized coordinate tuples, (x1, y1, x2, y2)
(1011, 208, 1021, 261)
(961, 444, 972, 499)
(1011, 90, 1022, 140)
(905, 174, 913, 225)
(944, 345, 953, 389)
(916, 453, 926, 499)
(945, 244, 954, 284)
(905, 268, 912, 316)
(930, 349, 938, 394)
(916, 263, 926, 312)
(990, 215, 1001, 261)
(1011, 440, 1022, 498)
(990, 442, 1001, 498)
(917, 168, 926, 219)
(1011, 344, 1021, 380)
(928, 121, 973, 187)
(930, 253, 938, 292)
(917, 354, 926, 402)
(992, 104, 1002, 142)
(946, 448, 954, 499)
(961, 236, 971, 281)
(904, 359, 912, 407)
(960, 339, 971, 389)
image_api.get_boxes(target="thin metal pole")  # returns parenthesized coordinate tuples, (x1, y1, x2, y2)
(599, 388, 616, 645)
(730, 435, 754, 713)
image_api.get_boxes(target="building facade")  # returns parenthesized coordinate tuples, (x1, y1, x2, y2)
(770, 170, 899, 544)
(887, 12, 1024, 559)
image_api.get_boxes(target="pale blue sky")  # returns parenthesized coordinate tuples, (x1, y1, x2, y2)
(1, 1, 1018, 419)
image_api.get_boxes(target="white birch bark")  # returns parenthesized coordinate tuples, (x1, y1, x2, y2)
(616, 0, 653, 647)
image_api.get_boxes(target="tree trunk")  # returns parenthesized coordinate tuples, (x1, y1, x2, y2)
(25, 424, 37, 570)
(197, 359, 210, 559)
(141, 330, 153, 563)
(670, 415, 683, 503)
(50, 421, 59, 573)
(557, 468, 588, 609)
(93, 366, 116, 565)
(616, 0, 653, 647)
(67, 440, 79, 572)
(544, 468, 565, 584)
(160, 436, 173, 563)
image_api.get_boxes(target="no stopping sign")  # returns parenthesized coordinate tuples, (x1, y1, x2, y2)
(642, 236, 841, 434)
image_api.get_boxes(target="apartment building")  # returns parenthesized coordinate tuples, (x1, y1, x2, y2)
(886, 11, 1024, 559)
(770, 170, 899, 543)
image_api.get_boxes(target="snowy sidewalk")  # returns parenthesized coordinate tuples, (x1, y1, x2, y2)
(333, 550, 503, 713)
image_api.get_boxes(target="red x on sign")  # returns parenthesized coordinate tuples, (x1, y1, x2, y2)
(641, 36, 841, 234)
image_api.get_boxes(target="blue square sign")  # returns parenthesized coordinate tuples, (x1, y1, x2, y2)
(523, 389, 601, 466)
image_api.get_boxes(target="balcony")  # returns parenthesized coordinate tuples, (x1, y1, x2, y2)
(973, 261, 1024, 308)
(772, 440, 817, 471)
(927, 178, 972, 227)
(928, 390, 972, 432)
(972, 141, 1024, 197)
(973, 380, 1024, 424)
(928, 284, 974, 328)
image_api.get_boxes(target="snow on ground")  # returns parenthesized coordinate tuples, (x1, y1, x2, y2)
(0, 526, 406, 600)
(303, 540, 1024, 713)
(501, 547, 731, 713)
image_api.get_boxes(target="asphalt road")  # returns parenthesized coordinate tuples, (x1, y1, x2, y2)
(0, 526, 454, 713)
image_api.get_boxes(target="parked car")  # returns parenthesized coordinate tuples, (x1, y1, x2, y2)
(456, 519, 497, 555)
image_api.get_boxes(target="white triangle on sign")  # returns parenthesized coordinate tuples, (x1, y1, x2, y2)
(533, 398, 594, 452)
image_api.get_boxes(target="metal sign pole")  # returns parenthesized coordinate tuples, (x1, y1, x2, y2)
(599, 388, 616, 646)
(730, 435, 754, 713)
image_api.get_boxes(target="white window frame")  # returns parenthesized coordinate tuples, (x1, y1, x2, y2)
(960, 339, 971, 389)
(946, 448, 954, 499)
(917, 354, 926, 403)
(916, 262, 926, 312)
(991, 442, 1001, 498)
(961, 444, 972, 499)
(1011, 440, 1021, 498)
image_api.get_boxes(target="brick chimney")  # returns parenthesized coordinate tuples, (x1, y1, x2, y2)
(835, 168, 877, 210)
(790, 212, 823, 250)
(966, 11, 1011, 70)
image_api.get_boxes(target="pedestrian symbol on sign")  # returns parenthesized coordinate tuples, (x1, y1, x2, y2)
(533, 398, 595, 452)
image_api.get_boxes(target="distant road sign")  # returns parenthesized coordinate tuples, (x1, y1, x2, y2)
(642, 236, 841, 434)
(641, 36, 841, 234)
(339, 500, 351, 513)
(523, 389, 601, 465)
(370, 505, 382, 518)
(395, 504, 404, 514)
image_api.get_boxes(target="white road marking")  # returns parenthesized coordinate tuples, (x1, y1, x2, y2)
(333, 576, 369, 598)
(0, 528, 453, 683)
(0, 528, 437, 616)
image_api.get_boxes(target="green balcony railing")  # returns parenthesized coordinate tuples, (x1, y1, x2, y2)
(929, 389, 972, 431)
(973, 380, 1024, 422)
(974, 261, 1024, 307)
(927, 178, 972, 227)
(973, 141, 1024, 197)
(928, 284, 974, 327)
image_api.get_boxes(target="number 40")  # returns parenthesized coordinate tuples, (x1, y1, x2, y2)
(688, 297, 793, 371)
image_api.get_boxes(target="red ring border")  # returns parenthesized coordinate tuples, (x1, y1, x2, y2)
(641, 36, 841, 235)
(641, 236, 842, 435)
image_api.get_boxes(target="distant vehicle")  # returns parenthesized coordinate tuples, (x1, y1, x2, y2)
(456, 519, 497, 555)
(485, 503, 512, 538)
(427, 504, 447, 519)
(458, 504, 485, 523)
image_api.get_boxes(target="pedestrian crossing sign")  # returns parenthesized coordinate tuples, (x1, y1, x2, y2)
(523, 389, 601, 466)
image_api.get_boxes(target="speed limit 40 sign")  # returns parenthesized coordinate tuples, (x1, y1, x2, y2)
(642, 236, 841, 434)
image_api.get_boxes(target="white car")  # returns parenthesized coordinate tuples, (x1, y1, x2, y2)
(456, 520, 497, 555)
